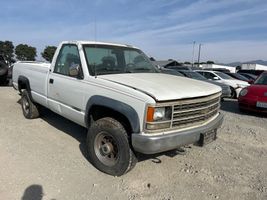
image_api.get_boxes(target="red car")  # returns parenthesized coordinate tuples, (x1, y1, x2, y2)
(238, 72, 267, 113)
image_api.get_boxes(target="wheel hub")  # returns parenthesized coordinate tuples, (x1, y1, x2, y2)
(22, 98, 30, 113)
(94, 132, 118, 166)
(100, 142, 113, 155)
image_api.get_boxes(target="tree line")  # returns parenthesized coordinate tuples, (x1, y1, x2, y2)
(0, 40, 56, 63)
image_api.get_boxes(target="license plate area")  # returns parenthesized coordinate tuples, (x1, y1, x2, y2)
(256, 101, 267, 108)
(199, 130, 217, 146)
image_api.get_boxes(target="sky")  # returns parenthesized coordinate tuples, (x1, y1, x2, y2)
(1, 0, 267, 63)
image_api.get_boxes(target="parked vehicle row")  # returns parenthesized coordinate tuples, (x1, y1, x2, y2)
(162, 66, 253, 99)
(194, 70, 250, 98)
(162, 67, 231, 99)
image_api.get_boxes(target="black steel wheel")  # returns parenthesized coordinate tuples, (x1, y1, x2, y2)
(87, 117, 137, 176)
(94, 131, 119, 167)
(21, 90, 40, 119)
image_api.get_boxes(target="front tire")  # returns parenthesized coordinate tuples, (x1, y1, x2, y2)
(87, 117, 137, 176)
(21, 90, 40, 119)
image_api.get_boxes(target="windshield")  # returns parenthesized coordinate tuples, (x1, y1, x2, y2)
(231, 73, 249, 81)
(183, 71, 207, 80)
(254, 73, 267, 85)
(83, 45, 158, 75)
(215, 72, 234, 80)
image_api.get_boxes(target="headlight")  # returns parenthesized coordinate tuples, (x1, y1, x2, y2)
(239, 88, 248, 97)
(153, 107, 166, 121)
(146, 106, 172, 130)
(146, 106, 172, 122)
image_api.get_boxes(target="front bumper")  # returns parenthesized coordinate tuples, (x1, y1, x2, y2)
(132, 112, 224, 154)
(238, 96, 267, 113)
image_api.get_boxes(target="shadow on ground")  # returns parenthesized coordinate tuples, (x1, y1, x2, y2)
(40, 108, 186, 165)
(21, 184, 43, 200)
(16, 100, 185, 167)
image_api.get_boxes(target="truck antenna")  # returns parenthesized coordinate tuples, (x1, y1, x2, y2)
(94, 62, 97, 78)
(94, 16, 98, 78)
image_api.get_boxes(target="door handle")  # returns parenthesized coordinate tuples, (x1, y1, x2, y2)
(49, 79, 54, 84)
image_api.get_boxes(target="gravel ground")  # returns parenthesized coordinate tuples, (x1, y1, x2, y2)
(0, 87, 266, 200)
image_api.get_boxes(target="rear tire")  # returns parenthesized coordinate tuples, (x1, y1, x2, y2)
(21, 90, 40, 119)
(87, 117, 137, 176)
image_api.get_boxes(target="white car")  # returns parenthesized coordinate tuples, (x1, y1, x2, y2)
(196, 70, 250, 98)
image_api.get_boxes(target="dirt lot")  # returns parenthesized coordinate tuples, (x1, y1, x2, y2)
(0, 87, 266, 200)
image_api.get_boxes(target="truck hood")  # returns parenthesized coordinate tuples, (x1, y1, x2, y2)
(99, 73, 221, 101)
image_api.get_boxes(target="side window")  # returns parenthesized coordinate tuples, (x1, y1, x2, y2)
(210, 73, 217, 79)
(201, 72, 209, 78)
(54, 45, 81, 76)
(204, 72, 216, 79)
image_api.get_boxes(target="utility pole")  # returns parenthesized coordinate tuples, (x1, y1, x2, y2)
(192, 41, 196, 67)
(197, 43, 202, 68)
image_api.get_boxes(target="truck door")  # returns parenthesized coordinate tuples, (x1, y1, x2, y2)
(47, 44, 85, 126)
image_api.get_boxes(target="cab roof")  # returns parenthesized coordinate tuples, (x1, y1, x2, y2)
(61, 40, 137, 49)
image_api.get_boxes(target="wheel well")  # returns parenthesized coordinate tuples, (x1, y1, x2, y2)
(89, 105, 133, 135)
(18, 76, 31, 94)
(18, 80, 27, 92)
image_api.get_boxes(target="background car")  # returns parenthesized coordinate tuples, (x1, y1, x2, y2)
(224, 72, 253, 84)
(237, 69, 265, 76)
(165, 68, 231, 99)
(238, 73, 258, 82)
(196, 70, 250, 98)
(238, 72, 267, 113)
(201, 68, 230, 73)
(159, 67, 184, 76)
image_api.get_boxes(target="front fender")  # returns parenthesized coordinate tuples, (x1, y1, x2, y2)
(85, 96, 140, 133)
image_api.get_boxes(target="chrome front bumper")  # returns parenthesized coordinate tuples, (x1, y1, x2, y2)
(132, 112, 224, 154)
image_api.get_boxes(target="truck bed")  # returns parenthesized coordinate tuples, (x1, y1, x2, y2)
(13, 61, 50, 100)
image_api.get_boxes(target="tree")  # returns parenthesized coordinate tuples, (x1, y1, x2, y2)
(206, 60, 214, 64)
(184, 61, 191, 64)
(15, 44, 37, 61)
(41, 46, 57, 62)
(0, 40, 14, 63)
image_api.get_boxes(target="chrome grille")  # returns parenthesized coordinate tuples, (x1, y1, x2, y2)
(171, 93, 220, 129)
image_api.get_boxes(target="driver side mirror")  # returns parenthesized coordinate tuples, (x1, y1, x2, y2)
(69, 64, 82, 78)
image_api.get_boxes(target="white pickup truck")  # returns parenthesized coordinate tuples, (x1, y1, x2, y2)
(13, 41, 223, 176)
